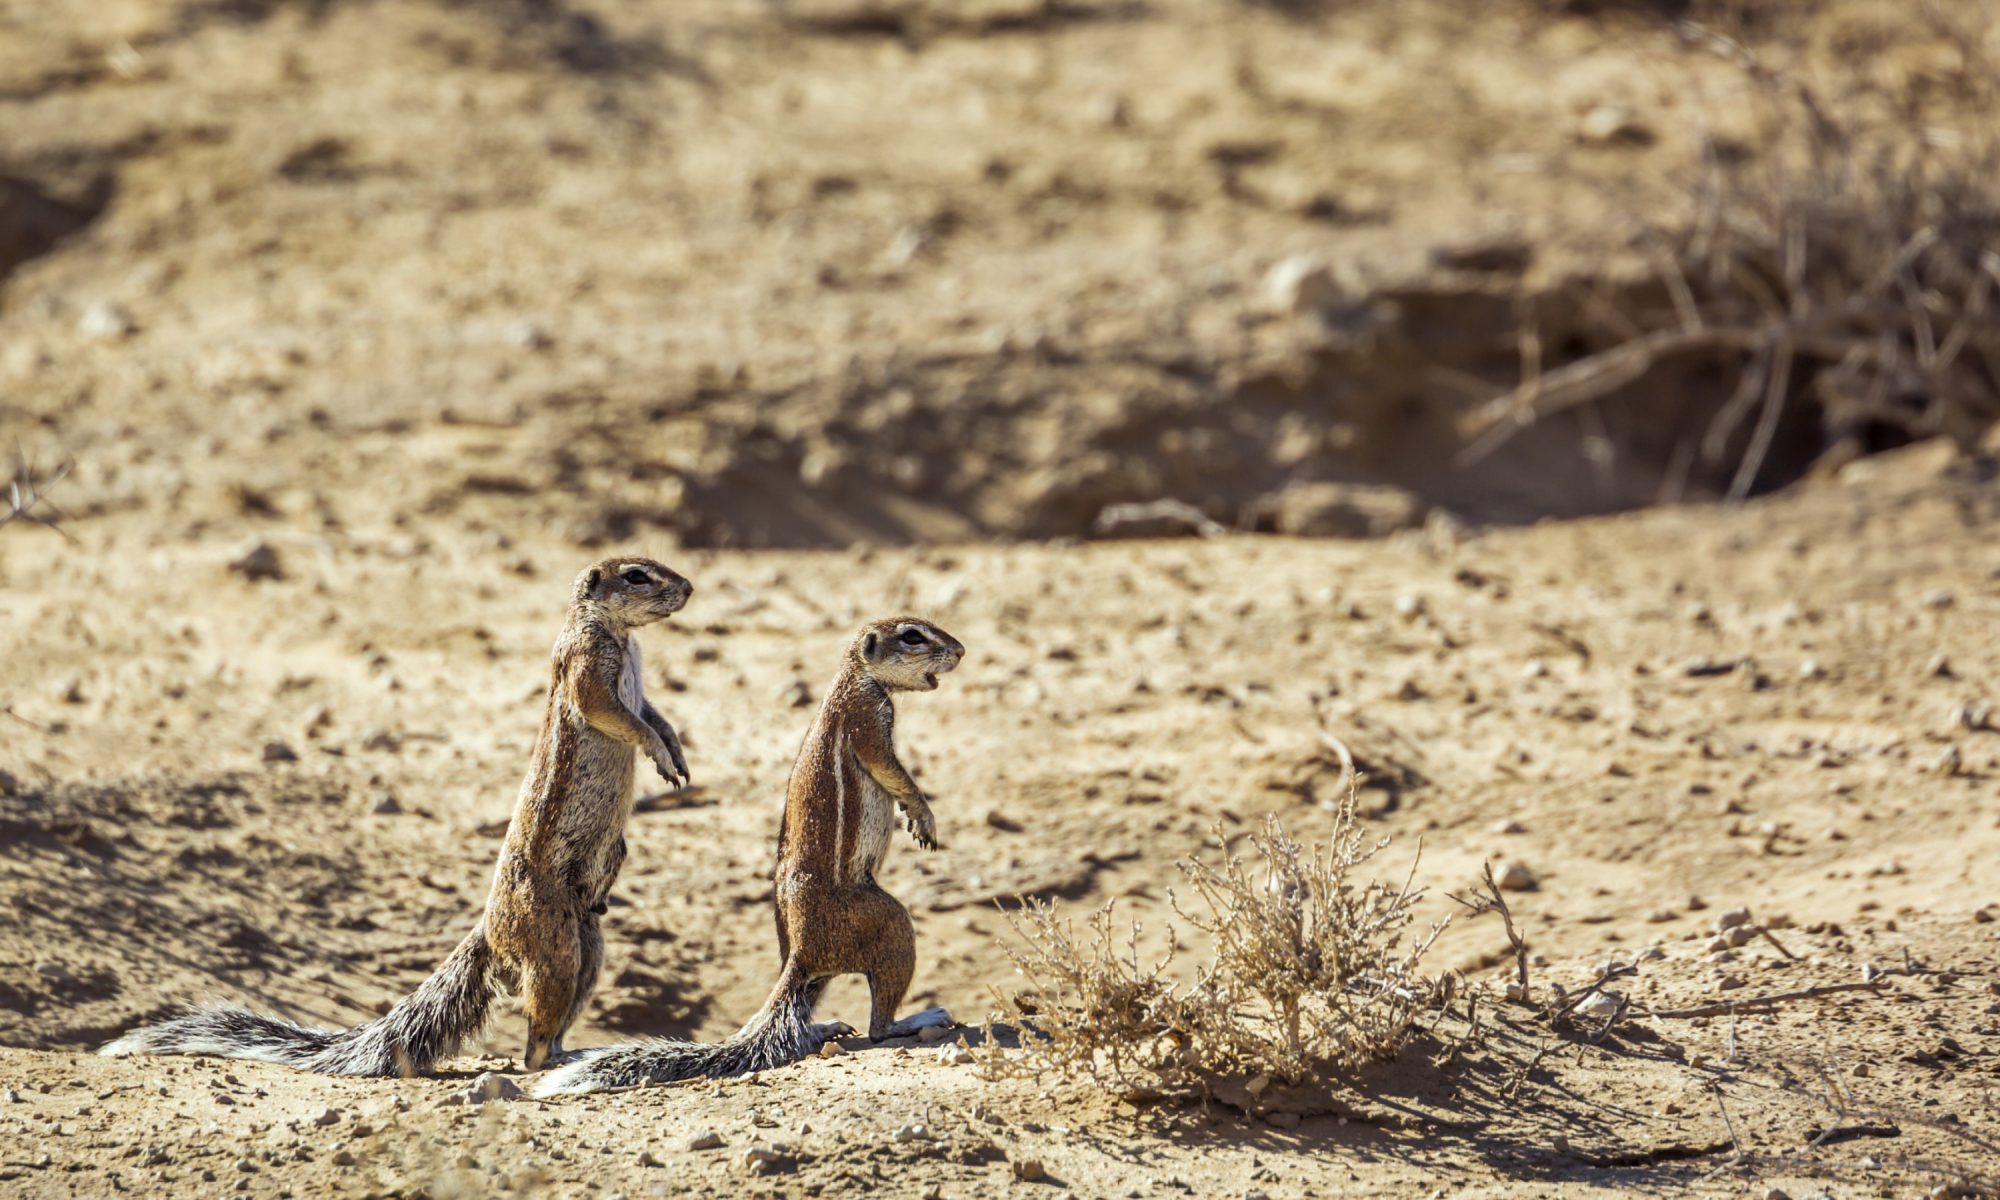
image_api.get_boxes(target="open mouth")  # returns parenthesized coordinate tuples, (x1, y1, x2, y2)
(922, 671, 938, 689)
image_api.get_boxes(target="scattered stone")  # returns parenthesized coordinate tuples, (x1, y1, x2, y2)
(1012, 1158, 1046, 1182)
(139, 1147, 169, 1167)
(1494, 861, 1537, 892)
(938, 1044, 975, 1066)
(1850, 1062, 1870, 1078)
(1799, 658, 1826, 680)
(1577, 104, 1653, 146)
(1262, 254, 1341, 313)
(1764, 1188, 1793, 1200)
(1521, 658, 1549, 680)
(462, 1072, 522, 1104)
(1575, 992, 1623, 1019)
(637, 1150, 662, 1168)
(234, 1158, 257, 1174)
(78, 301, 137, 340)
(503, 319, 553, 350)
(1926, 653, 1953, 678)
(1265, 1111, 1301, 1130)
(892, 1124, 933, 1142)
(1268, 481, 1424, 539)
(817, 1040, 845, 1058)
(1430, 234, 1533, 274)
(779, 679, 812, 709)
(687, 1131, 723, 1151)
(1930, 744, 1963, 777)
(260, 741, 298, 764)
(1921, 588, 1956, 610)
(1491, 818, 1526, 835)
(1724, 925, 1756, 948)
(740, 1144, 786, 1175)
(311, 1107, 340, 1127)
(1714, 907, 1754, 932)
(229, 541, 285, 582)
(1717, 975, 1746, 991)
(370, 792, 402, 815)
(1950, 702, 1992, 732)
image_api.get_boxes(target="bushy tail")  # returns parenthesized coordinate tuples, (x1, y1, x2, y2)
(101, 924, 495, 1078)
(534, 959, 823, 1096)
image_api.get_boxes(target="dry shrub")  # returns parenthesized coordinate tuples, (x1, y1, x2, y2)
(1462, 3, 2000, 492)
(978, 786, 1444, 1098)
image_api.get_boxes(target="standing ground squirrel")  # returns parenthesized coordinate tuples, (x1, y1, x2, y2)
(102, 557, 693, 1076)
(536, 616, 962, 1095)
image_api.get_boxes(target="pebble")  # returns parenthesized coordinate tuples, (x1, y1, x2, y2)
(892, 1124, 933, 1142)
(687, 1131, 723, 1151)
(817, 1040, 845, 1058)
(1931, 744, 1963, 777)
(1764, 1188, 1792, 1200)
(1724, 925, 1757, 948)
(1265, 1111, 1301, 1130)
(1577, 104, 1651, 145)
(1921, 588, 1956, 609)
(637, 1150, 661, 1168)
(1262, 254, 1340, 313)
(938, 1044, 974, 1066)
(78, 301, 137, 340)
(311, 1107, 340, 1127)
(1575, 992, 1623, 1019)
(1491, 818, 1526, 835)
(229, 540, 285, 582)
(260, 741, 298, 764)
(740, 1144, 785, 1174)
(1011, 1159, 1046, 1182)
(1717, 975, 1746, 991)
(1713, 907, 1753, 932)
(462, 1072, 522, 1104)
(1521, 658, 1549, 679)
(139, 1146, 169, 1167)
(370, 793, 402, 815)
(778, 679, 812, 709)
(1798, 658, 1826, 680)
(503, 319, 553, 350)
(1926, 653, 1953, 678)
(1494, 861, 1537, 891)
(917, 1023, 953, 1045)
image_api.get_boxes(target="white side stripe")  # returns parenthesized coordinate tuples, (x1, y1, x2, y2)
(831, 717, 847, 879)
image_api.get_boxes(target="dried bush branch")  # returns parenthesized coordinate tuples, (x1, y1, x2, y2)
(978, 773, 1445, 1099)
(1, 446, 78, 542)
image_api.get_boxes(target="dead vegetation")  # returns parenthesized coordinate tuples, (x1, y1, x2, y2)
(976, 779, 1445, 1098)
(1461, 3, 2000, 495)
(0, 447, 75, 542)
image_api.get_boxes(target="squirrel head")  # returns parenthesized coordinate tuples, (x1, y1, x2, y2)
(573, 557, 693, 629)
(852, 617, 965, 692)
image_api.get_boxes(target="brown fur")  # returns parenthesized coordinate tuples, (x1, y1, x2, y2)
(482, 555, 692, 1070)
(532, 616, 962, 1095)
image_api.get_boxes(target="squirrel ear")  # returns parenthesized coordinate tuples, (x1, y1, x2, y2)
(862, 631, 879, 659)
(584, 567, 602, 597)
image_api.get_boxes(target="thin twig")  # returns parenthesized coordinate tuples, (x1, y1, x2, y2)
(1644, 979, 1885, 1019)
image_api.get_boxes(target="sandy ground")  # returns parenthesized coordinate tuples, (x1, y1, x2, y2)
(3, 0, 1999, 1197)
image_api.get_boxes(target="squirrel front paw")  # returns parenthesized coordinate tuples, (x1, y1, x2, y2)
(649, 742, 688, 789)
(901, 803, 941, 851)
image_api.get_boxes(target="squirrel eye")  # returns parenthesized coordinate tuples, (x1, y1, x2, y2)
(899, 628, 927, 646)
(621, 569, 650, 586)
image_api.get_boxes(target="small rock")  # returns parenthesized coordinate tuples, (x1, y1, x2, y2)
(1494, 861, 1537, 892)
(1930, 744, 1963, 777)
(1921, 588, 1956, 610)
(938, 1044, 974, 1066)
(1575, 992, 1623, 1019)
(0, 769, 19, 796)
(1268, 481, 1424, 539)
(687, 1131, 723, 1151)
(1926, 652, 1953, 678)
(462, 1072, 522, 1104)
(1950, 702, 1992, 732)
(984, 809, 1024, 833)
(229, 541, 285, 582)
(892, 1124, 933, 1142)
(1265, 1111, 1301, 1130)
(503, 320, 553, 351)
(1491, 818, 1526, 835)
(260, 741, 298, 764)
(311, 1107, 340, 1127)
(1430, 234, 1533, 274)
(234, 1158, 257, 1174)
(1724, 925, 1757, 948)
(1577, 104, 1652, 146)
(778, 679, 812, 709)
(1799, 658, 1826, 680)
(329, 1150, 355, 1167)
(1012, 1158, 1046, 1182)
(1244, 1073, 1271, 1097)
(1713, 907, 1754, 932)
(739, 1144, 785, 1175)
(370, 792, 402, 815)
(637, 1150, 661, 1168)
(817, 1040, 845, 1058)
(1717, 975, 1746, 991)
(78, 301, 137, 340)
(1764, 1188, 1792, 1200)
(139, 1146, 169, 1167)
(917, 1023, 952, 1045)
(1850, 1062, 1870, 1078)
(1521, 658, 1549, 680)
(1262, 254, 1341, 313)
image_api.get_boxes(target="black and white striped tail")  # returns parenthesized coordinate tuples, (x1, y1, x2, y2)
(101, 925, 495, 1078)
(534, 960, 824, 1096)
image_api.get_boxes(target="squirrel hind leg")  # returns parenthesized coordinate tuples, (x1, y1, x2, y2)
(518, 937, 582, 1072)
(857, 893, 916, 1042)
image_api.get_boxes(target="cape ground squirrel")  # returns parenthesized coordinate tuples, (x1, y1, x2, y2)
(102, 557, 693, 1076)
(536, 616, 962, 1095)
